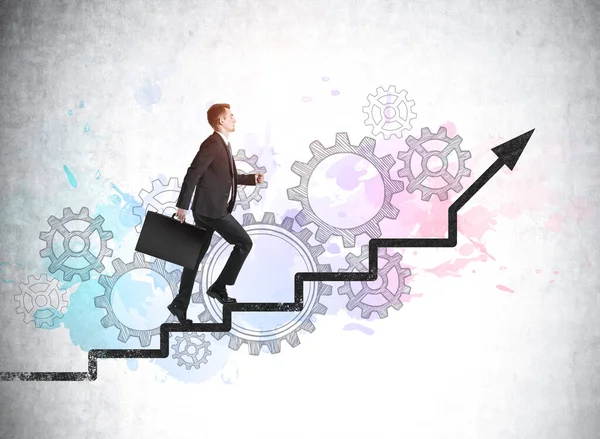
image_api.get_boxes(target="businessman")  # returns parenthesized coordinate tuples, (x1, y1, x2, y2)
(167, 103, 265, 324)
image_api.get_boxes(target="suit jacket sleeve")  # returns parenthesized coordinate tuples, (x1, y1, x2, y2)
(236, 172, 257, 186)
(176, 141, 217, 209)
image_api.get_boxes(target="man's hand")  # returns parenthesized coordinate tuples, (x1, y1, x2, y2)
(175, 208, 187, 223)
(255, 173, 264, 184)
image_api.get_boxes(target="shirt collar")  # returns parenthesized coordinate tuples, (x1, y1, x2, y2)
(215, 130, 229, 145)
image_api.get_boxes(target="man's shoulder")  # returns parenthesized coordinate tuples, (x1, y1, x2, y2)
(199, 133, 219, 149)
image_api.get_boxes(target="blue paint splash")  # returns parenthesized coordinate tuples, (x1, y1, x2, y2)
(63, 165, 77, 187)
(33, 308, 64, 329)
(79, 101, 84, 108)
(0, 261, 14, 283)
(127, 359, 138, 371)
(68, 109, 73, 116)
(327, 243, 340, 254)
(84, 124, 90, 133)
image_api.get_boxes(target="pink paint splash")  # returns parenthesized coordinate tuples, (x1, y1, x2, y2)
(496, 284, 514, 293)
(387, 123, 523, 287)
(422, 254, 488, 278)
(401, 292, 424, 302)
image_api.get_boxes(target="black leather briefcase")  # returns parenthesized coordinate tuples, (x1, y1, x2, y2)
(135, 211, 209, 270)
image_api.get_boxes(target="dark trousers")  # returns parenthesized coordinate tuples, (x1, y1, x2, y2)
(171, 212, 253, 311)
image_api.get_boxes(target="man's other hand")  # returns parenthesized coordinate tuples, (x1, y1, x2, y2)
(175, 208, 187, 223)
(255, 173, 264, 184)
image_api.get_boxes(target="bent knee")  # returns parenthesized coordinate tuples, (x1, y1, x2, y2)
(241, 237, 253, 251)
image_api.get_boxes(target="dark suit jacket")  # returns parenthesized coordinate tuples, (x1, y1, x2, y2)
(176, 132, 256, 218)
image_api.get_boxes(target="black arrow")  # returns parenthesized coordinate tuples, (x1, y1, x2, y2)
(0, 129, 534, 381)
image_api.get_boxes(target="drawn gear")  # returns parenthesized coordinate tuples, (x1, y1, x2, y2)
(196, 212, 333, 355)
(171, 332, 212, 370)
(39, 207, 114, 281)
(362, 85, 417, 139)
(233, 148, 268, 210)
(15, 274, 69, 328)
(397, 127, 472, 202)
(338, 245, 411, 319)
(94, 252, 181, 347)
(133, 176, 186, 233)
(287, 132, 404, 248)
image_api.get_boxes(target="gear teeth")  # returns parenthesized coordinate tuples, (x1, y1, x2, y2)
(309, 140, 327, 157)
(338, 246, 411, 319)
(357, 136, 376, 155)
(335, 132, 351, 148)
(94, 252, 182, 347)
(291, 160, 312, 176)
(363, 85, 417, 139)
(242, 213, 256, 226)
(286, 185, 305, 202)
(396, 126, 473, 202)
(293, 209, 311, 227)
(14, 273, 69, 327)
(232, 147, 268, 210)
(38, 206, 114, 282)
(171, 333, 212, 370)
(133, 176, 186, 232)
(281, 216, 294, 231)
(288, 132, 404, 248)
(195, 211, 331, 355)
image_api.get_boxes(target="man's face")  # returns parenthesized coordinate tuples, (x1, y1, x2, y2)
(220, 108, 236, 133)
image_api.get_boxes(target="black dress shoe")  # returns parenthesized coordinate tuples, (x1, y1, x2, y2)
(206, 285, 237, 304)
(167, 303, 193, 324)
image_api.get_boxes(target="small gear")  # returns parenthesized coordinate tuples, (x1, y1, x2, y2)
(133, 176, 188, 233)
(14, 274, 69, 327)
(362, 85, 417, 139)
(233, 148, 268, 210)
(171, 332, 212, 370)
(397, 127, 472, 201)
(338, 245, 411, 319)
(94, 252, 181, 347)
(39, 207, 114, 281)
(195, 212, 332, 355)
(287, 132, 404, 248)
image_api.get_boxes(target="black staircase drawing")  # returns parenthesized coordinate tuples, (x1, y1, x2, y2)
(0, 129, 534, 381)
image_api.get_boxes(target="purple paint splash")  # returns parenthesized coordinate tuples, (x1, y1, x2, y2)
(343, 323, 374, 335)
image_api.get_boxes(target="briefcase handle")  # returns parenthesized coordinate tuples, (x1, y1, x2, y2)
(171, 213, 184, 223)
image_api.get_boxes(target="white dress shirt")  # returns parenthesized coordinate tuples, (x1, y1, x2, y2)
(215, 130, 233, 201)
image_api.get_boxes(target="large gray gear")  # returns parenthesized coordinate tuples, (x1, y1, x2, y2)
(39, 207, 114, 281)
(233, 148, 268, 210)
(287, 132, 404, 248)
(94, 252, 180, 347)
(195, 212, 332, 355)
(397, 127, 472, 201)
(133, 176, 188, 233)
(171, 332, 212, 370)
(362, 85, 417, 139)
(338, 245, 411, 319)
(14, 274, 69, 328)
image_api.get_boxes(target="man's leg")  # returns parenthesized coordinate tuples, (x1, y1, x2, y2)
(198, 213, 253, 288)
(170, 226, 214, 312)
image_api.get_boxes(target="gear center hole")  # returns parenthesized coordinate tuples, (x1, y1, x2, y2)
(69, 235, 86, 253)
(366, 277, 383, 289)
(35, 295, 49, 307)
(383, 106, 396, 119)
(426, 155, 444, 173)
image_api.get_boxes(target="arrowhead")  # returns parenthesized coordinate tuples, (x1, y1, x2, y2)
(491, 129, 534, 171)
